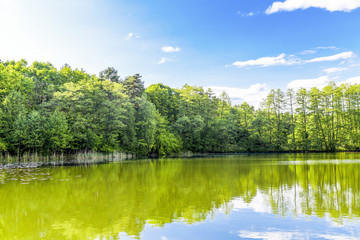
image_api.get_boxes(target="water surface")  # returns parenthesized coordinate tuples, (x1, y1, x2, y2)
(1, 153, 360, 239)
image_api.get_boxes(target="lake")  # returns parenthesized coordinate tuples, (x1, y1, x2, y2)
(1, 153, 360, 239)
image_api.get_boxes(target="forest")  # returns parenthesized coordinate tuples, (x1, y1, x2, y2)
(1, 59, 360, 156)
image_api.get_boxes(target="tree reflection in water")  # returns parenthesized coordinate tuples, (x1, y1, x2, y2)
(0, 153, 360, 239)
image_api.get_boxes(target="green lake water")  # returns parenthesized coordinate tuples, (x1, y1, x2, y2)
(1, 153, 360, 239)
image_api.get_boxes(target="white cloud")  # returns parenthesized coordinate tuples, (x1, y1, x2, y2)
(300, 49, 317, 55)
(338, 75, 360, 85)
(232, 53, 300, 68)
(266, 0, 360, 14)
(158, 57, 176, 64)
(208, 84, 270, 108)
(231, 194, 272, 213)
(158, 57, 168, 64)
(237, 11, 256, 17)
(238, 230, 360, 240)
(287, 76, 330, 91)
(299, 46, 338, 55)
(238, 230, 301, 240)
(306, 51, 355, 63)
(323, 67, 348, 74)
(315, 234, 360, 240)
(126, 32, 140, 40)
(287, 75, 360, 91)
(231, 51, 356, 69)
(316, 46, 338, 50)
(161, 46, 181, 53)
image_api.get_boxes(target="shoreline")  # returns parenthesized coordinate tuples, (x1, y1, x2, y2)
(0, 160, 119, 169)
(0, 151, 135, 169)
(2, 151, 360, 169)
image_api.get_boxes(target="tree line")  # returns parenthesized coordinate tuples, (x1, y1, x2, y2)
(1, 59, 360, 156)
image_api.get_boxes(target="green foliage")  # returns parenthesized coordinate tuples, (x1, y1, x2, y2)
(99, 67, 121, 83)
(0, 61, 34, 102)
(146, 83, 180, 122)
(43, 111, 71, 153)
(123, 73, 145, 100)
(1, 59, 360, 158)
(153, 113, 182, 155)
(135, 97, 157, 154)
(174, 115, 205, 152)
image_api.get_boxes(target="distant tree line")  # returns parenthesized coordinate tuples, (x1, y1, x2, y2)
(1, 60, 360, 156)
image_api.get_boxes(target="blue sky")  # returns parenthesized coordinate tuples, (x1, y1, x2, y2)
(1, 0, 360, 107)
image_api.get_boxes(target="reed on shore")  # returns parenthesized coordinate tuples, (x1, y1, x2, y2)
(0, 151, 135, 167)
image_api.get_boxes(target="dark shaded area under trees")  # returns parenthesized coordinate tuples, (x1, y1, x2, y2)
(1, 60, 360, 157)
